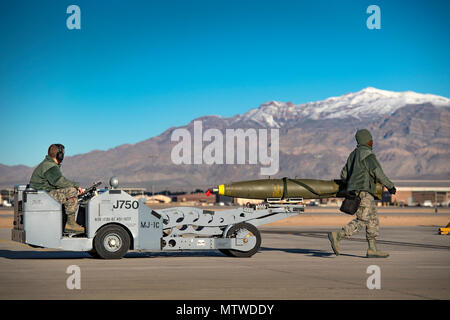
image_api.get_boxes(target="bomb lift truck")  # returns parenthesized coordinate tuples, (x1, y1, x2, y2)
(11, 177, 304, 259)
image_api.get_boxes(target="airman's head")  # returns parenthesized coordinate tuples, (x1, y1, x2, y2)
(355, 129, 373, 147)
(48, 144, 65, 164)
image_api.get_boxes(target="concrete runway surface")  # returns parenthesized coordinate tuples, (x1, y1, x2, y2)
(0, 226, 449, 300)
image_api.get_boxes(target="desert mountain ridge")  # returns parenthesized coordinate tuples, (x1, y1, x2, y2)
(1, 87, 449, 191)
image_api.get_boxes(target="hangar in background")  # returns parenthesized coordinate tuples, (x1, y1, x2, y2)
(390, 180, 450, 206)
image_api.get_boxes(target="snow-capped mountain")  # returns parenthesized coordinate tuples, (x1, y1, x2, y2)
(1, 87, 449, 190)
(236, 87, 450, 128)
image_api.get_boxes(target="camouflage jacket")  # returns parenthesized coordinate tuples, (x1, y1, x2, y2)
(29, 155, 79, 191)
(340, 144, 394, 196)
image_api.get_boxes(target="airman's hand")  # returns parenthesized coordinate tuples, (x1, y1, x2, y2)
(77, 187, 85, 195)
(388, 186, 396, 195)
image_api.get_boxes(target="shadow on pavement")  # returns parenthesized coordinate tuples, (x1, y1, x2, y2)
(260, 246, 363, 258)
(125, 251, 224, 258)
(262, 230, 450, 251)
(0, 248, 359, 260)
(0, 249, 226, 260)
(0, 250, 91, 260)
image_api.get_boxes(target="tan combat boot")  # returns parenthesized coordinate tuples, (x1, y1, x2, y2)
(328, 230, 345, 256)
(64, 213, 85, 234)
(366, 239, 389, 258)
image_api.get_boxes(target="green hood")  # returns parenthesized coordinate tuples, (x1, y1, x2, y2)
(355, 129, 373, 145)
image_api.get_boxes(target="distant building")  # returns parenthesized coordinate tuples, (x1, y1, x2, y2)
(0, 189, 14, 205)
(234, 198, 264, 206)
(391, 187, 450, 206)
(176, 192, 216, 204)
(121, 187, 146, 197)
(217, 195, 233, 205)
(145, 195, 172, 204)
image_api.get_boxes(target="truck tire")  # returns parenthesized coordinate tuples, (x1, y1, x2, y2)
(219, 222, 261, 258)
(93, 224, 130, 259)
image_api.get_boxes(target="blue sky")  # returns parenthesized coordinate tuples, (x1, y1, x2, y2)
(0, 0, 449, 166)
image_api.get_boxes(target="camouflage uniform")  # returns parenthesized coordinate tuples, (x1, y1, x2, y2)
(48, 187, 79, 215)
(29, 154, 84, 233)
(30, 155, 80, 217)
(328, 129, 393, 258)
(341, 191, 379, 240)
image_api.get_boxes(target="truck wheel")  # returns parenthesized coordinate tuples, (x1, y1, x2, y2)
(220, 222, 261, 258)
(94, 225, 130, 259)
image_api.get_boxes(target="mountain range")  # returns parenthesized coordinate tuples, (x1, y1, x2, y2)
(1, 87, 449, 191)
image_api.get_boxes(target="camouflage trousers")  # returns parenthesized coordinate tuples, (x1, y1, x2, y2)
(341, 191, 379, 240)
(48, 187, 79, 216)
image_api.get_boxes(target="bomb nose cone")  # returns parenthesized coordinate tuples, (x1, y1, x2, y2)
(205, 187, 220, 196)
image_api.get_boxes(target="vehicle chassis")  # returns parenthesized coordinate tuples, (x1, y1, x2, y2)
(11, 184, 304, 259)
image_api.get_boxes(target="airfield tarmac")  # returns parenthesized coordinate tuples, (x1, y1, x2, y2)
(0, 205, 449, 300)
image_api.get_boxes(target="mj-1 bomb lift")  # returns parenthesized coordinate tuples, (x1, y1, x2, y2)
(11, 178, 304, 259)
